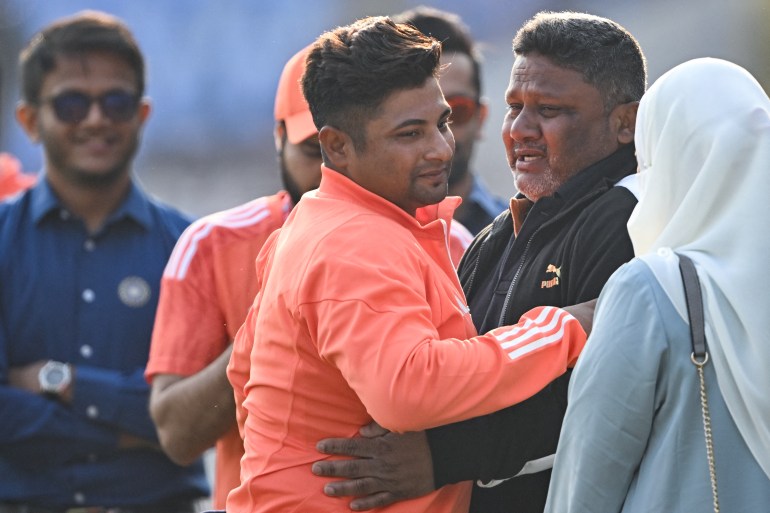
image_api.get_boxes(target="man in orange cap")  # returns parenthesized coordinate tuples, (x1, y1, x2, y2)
(145, 44, 474, 507)
(145, 45, 323, 508)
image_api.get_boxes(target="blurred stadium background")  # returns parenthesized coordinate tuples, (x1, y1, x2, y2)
(1, 0, 768, 217)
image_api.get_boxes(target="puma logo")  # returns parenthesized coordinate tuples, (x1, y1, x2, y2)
(541, 264, 562, 289)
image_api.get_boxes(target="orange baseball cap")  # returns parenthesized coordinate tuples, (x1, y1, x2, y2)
(274, 45, 317, 144)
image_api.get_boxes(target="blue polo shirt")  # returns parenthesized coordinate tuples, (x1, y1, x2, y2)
(0, 178, 208, 507)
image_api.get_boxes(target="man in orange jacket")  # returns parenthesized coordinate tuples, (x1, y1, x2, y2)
(145, 44, 473, 508)
(226, 16, 591, 513)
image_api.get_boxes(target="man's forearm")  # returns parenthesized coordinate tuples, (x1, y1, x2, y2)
(149, 345, 236, 466)
(0, 385, 119, 467)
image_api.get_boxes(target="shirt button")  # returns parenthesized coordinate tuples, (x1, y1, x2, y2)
(84, 239, 96, 252)
(80, 345, 93, 359)
(73, 492, 86, 504)
(82, 289, 95, 303)
(88, 453, 98, 463)
(86, 405, 99, 418)
(59, 210, 71, 221)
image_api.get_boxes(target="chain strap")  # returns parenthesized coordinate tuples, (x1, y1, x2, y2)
(679, 253, 719, 513)
(692, 353, 720, 513)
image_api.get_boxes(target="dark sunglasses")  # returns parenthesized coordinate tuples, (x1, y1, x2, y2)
(44, 90, 141, 124)
(446, 95, 480, 126)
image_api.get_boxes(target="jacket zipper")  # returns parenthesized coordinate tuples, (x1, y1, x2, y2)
(463, 233, 489, 297)
(498, 227, 540, 326)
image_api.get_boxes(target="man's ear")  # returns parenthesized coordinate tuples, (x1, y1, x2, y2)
(16, 102, 41, 143)
(613, 101, 639, 145)
(318, 125, 353, 173)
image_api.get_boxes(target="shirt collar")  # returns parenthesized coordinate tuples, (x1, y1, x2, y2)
(317, 165, 460, 236)
(30, 177, 155, 231)
(509, 196, 533, 236)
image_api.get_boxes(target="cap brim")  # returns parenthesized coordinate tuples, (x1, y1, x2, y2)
(285, 110, 318, 144)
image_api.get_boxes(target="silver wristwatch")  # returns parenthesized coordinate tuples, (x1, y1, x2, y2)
(38, 360, 72, 396)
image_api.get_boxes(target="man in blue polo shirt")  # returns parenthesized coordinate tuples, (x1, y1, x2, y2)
(0, 11, 207, 512)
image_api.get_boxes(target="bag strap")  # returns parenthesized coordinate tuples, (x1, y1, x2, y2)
(677, 252, 720, 513)
(678, 253, 707, 360)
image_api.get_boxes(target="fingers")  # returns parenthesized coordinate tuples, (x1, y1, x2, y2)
(349, 492, 399, 511)
(360, 421, 388, 438)
(317, 436, 379, 458)
(321, 476, 383, 498)
(312, 458, 372, 478)
(316, 476, 398, 512)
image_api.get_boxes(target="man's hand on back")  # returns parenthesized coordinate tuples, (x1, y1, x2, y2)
(312, 422, 435, 511)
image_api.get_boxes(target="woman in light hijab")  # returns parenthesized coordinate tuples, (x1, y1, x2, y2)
(544, 57, 770, 512)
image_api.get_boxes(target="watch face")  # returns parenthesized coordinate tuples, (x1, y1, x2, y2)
(40, 361, 71, 394)
(46, 367, 66, 386)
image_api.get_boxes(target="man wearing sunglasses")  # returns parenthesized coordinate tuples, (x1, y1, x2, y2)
(394, 6, 508, 235)
(0, 11, 208, 513)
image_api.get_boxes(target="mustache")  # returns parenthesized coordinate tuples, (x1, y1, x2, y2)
(513, 143, 547, 153)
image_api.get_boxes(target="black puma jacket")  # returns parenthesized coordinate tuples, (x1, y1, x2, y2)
(427, 144, 639, 513)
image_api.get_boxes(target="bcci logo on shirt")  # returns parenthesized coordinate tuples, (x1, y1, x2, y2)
(118, 276, 151, 307)
(541, 264, 561, 289)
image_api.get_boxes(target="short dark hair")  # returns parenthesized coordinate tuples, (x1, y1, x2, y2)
(393, 6, 482, 99)
(513, 11, 647, 111)
(19, 10, 145, 104)
(301, 16, 441, 150)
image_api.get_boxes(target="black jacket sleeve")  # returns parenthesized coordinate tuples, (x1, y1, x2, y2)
(427, 371, 570, 486)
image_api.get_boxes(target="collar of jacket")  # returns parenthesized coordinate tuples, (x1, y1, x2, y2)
(492, 143, 637, 240)
(316, 165, 462, 242)
(458, 144, 637, 289)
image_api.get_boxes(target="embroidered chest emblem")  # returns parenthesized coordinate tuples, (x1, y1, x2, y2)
(541, 264, 562, 289)
(118, 276, 151, 307)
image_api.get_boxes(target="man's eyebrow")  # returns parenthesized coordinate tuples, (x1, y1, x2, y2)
(393, 118, 427, 130)
(393, 109, 451, 130)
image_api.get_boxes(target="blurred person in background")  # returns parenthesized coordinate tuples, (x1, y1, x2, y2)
(146, 45, 321, 509)
(0, 66, 36, 200)
(395, 5, 507, 235)
(0, 10, 207, 512)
